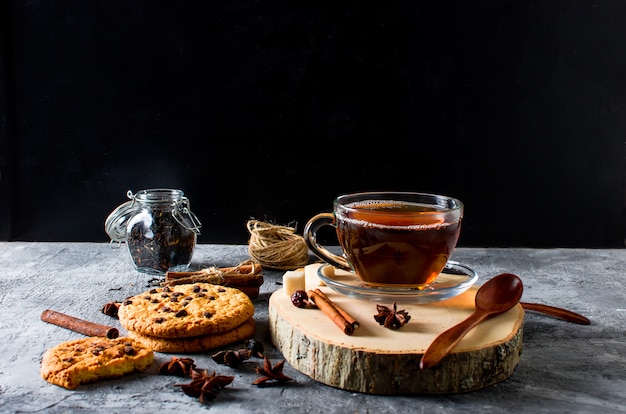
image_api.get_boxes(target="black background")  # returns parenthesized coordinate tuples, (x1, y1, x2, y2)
(1, 1, 625, 248)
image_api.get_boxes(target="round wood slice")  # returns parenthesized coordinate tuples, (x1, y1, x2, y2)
(269, 282, 524, 395)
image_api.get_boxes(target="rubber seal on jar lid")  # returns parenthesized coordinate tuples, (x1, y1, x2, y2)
(104, 200, 139, 243)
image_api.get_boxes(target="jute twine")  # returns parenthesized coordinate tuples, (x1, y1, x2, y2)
(246, 219, 309, 270)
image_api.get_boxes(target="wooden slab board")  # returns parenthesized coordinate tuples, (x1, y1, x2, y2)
(269, 268, 524, 395)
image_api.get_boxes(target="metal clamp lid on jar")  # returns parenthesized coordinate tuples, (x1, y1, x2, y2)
(104, 189, 202, 244)
(130, 189, 202, 234)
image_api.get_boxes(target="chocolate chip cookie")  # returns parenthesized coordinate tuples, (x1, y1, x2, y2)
(117, 283, 255, 338)
(128, 318, 256, 353)
(40, 336, 154, 390)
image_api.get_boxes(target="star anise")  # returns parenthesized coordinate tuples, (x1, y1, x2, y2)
(252, 356, 293, 385)
(176, 369, 234, 404)
(158, 357, 196, 377)
(374, 302, 411, 329)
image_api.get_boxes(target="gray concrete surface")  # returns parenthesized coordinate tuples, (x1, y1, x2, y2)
(0, 242, 624, 413)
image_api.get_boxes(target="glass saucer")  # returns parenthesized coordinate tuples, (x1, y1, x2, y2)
(316, 261, 478, 304)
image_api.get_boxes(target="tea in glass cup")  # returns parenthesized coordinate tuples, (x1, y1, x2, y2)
(304, 192, 463, 287)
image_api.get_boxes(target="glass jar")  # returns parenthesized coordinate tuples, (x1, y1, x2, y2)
(112, 189, 202, 274)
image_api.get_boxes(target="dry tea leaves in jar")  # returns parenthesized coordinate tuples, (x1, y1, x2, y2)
(124, 189, 201, 275)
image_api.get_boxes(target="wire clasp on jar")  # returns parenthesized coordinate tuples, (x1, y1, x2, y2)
(173, 197, 202, 234)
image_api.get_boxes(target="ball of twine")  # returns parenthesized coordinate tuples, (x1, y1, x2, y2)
(246, 219, 310, 270)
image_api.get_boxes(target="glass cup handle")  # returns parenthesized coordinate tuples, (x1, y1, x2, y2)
(303, 213, 351, 271)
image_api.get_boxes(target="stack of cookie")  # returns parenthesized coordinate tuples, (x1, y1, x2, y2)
(117, 283, 256, 353)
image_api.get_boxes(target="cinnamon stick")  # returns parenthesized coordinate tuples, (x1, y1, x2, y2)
(41, 309, 119, 339)
(162, 272, 263, 299)
(308, 289, 357, 335)
(166, 263, 262, 280)
(221, 263, 263, 275)
(164, 272, 264, 287)
(163, 263, 264, 299)
(164, 262, 263, 287)
(312, 288, 360, 331)
(233, 286, 261, 299)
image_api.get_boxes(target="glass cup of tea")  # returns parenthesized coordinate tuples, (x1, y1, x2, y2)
(303, 192, 464, 287)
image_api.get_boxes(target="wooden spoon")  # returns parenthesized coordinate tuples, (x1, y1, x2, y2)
(420, 273, 523, 370)
(520, 302, 590, 325)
